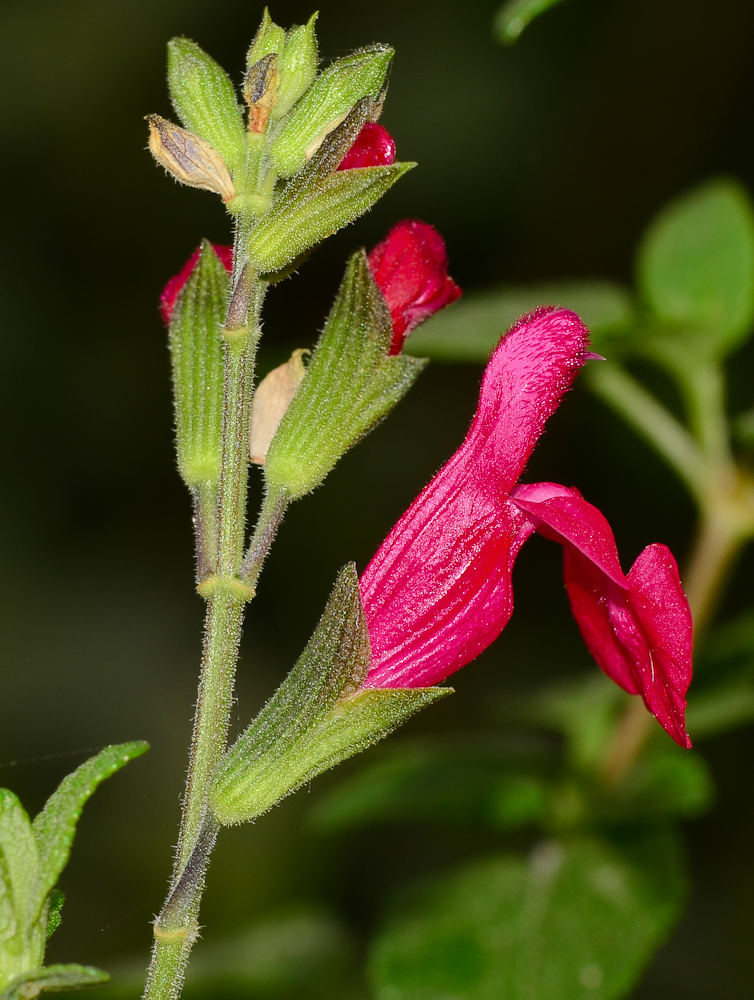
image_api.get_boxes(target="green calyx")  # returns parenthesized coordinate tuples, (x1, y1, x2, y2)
(168, 38, 246, 174)
(273, 13, 319, 120)
(0, 744, 147, 995)
(263, 249, 426, 500)
(169, 242, 229, 490)
(210, 565, 449, 825)
(269, 44, 394, 178)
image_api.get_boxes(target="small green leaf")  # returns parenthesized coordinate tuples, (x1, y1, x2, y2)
(0, 790, 38, 939)
(638, 178, 754, 360)
(494, 0, 569, 44)
(168, 38, 246, 173)
(270, 45, 393, 178)
(264, 249, 425, 499)
(0, 964, 108, 999)
(169, 241, 229, 489)
(407, 281, 634, 363)
(211, 566, 449, 824)
(44, 893, 63, 942)
(370, 832, 686, 1000)
(31, 742, 148, 915)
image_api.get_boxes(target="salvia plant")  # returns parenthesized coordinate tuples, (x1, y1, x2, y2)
(7, 3, 754, 999)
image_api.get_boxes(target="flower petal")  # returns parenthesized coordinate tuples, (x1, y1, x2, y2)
(510, 482, 627, 587)
(563, 542, 692, 747)
(361, 308, 590, 688)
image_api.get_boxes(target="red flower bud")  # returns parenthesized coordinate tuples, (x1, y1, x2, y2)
(337, 122, 396, 171)
(367, 220, 462, 354)
(160, 244, 233, 325)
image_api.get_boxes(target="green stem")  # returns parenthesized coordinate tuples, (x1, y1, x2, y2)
(192, 482, 219, 580)
(144, 236, 267, 1000)
(240, 486, 289, 590)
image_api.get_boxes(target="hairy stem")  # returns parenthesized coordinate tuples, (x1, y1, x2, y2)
(144, 235, 267, 1000)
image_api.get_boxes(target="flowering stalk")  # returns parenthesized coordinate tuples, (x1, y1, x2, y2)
(142, 16, 461, 998)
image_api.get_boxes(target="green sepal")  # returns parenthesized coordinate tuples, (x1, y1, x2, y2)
(264, 250, 426, 499)
(274, 14, 319, 120)
(246, 8, 286, 67)
(168, 38, 246, 173)
(31, 742, 148, 921)
(0, 791, 38, 947)
(211, 565, 450, 824)
(637, 178, 754, 364)
(169, 242, 229, 490)
(269, 45, 394, 178)
(248, 100, 413, 275)
(0, 964, 108, 999)
(43, 894, 63, 942)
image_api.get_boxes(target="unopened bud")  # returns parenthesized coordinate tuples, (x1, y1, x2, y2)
(244, 54, 280, 134)
(249, 349, 308, 464)
(247, 8, 285, 67)
(273, 13, 319, 120)
(147, 115, 236, 202)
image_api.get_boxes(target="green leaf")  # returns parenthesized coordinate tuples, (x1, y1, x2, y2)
(406, 281, 634, 363)
(311, 739, 550, 832)
(211, 566, 449, 824)
(0, 964, 108, 999)
(168, 38, 246, 172)
(264, 250, 425, 499)
(44, 893, 63, 942)
(0, 790, 38, 940)
(638, 178, 754, 360)
(494, 0, 569, 44)
(169, 241, 229, 489)
(370, 832, 686, 1000)
(269, 45, 393, 178)
(31, 742, 148, 916)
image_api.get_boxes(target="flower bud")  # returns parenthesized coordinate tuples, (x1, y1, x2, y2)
(165, 242, 231, 488)
(147, 115, 236, 202)
(244, 53, 280, 134)
(263, 251, 425, 499)
(247, 8, 286, 67)
(167, 38, 246, 172)
(338, 122, 396, 170)
(273, 13, 319, 120)
(160, 243, 232, 326)
(269, 45, 394, 178)
(367, 220, 462, 353)
(249, 349, 308, 465)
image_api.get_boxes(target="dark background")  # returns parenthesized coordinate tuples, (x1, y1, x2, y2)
(1, 0, 754, 995)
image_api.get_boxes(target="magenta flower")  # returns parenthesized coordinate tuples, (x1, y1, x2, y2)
(359, 307, 693, 748)
(160, 243, 233, 325)
(368, 220, 463, 355)
(338, 122, 397, 171)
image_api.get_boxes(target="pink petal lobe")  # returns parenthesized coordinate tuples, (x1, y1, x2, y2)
(622, 544, 693, 748)
(338, 123, 396, 170)
(510, 482, 627, 587)
(159, 243, 233, 326)
(563, 542, 692, 748)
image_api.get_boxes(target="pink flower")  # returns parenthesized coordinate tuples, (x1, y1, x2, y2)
(338, 122, 396, 171)
(359, 307, 693, 748)
(160, 243, 233, 325)
(367, 220, 462, 354)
